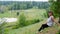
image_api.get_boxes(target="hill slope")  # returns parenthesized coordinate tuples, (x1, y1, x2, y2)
(8, 19, 60, 34)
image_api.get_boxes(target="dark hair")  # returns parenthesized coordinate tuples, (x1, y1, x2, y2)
(48, 11, 53, 15)
(48, 11, 54, 18)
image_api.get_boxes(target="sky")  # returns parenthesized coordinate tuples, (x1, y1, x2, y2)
(0, 0, 48, 2)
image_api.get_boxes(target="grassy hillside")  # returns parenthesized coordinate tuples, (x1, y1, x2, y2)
(7, 20, 46, 34)
(7, 19, 60, 34)
(3, 9, 47, 34)
(0, 9, 60, 34)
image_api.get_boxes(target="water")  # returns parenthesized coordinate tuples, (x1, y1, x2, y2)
(0, 18, 17, 23)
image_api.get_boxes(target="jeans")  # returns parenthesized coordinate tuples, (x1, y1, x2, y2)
(38, 24, 49, 31)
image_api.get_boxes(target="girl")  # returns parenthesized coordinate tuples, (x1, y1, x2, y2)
(38, 11, 55, 32)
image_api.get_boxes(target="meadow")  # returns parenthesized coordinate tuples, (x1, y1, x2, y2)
(1, 9, 47, 34)
(0, 9, 60, 34)
(0, 1, 60, 34)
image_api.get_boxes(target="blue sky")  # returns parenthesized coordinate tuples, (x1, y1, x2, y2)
(0, 0, 48, 2)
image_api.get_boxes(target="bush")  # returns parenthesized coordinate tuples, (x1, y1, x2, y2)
(16, 12, 40, 28)
(12, 25, 19, 29)
(31, 19, 40, 24)
(25, 19, 40, 26)
(18, 12, 26, 27)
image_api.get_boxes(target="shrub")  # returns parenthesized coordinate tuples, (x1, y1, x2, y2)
(18, 12, 26, 27)
(31, 19, 40, 24)
(16, 12, 40, 28)
(18, 15, 40, 27)
(12, 25, 19, 29)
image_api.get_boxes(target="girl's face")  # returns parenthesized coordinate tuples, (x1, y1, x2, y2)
(48, 13, 52, 16)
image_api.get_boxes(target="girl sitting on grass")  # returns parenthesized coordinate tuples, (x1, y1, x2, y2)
(38, 11, 55, 32)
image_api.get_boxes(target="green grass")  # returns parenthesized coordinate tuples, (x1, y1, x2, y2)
(7, 19, 60, 34)
(0, 9, 46, 18)
(0, 9, 48, 34)
(22, 9, 46, 20)
(3, 9, 47, 27)
(1, 9, 60, 34)
(7, 20, 46, 34)
(0, 11, 17, 18)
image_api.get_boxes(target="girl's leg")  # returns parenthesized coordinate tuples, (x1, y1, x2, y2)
(38, 24, 49, 32)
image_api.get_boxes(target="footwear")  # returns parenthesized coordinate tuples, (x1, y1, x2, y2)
(40, 30, 43, 32)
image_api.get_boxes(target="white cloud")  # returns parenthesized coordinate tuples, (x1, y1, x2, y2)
(0, 0, 48, 2)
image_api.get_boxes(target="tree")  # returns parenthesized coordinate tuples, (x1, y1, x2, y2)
(49, 0, 60, 23)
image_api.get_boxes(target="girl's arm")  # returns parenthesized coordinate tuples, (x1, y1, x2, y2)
(51, 16, 59, 26)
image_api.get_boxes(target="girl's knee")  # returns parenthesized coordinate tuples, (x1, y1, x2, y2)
(42, 24, 44, 26)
